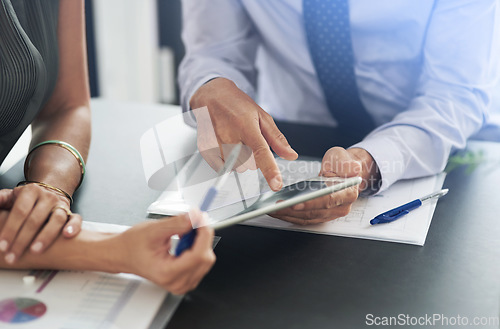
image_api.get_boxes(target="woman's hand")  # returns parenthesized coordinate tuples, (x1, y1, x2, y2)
(0, 185, 81, 264)
(0, 205, 215, 294)
(117, 209, 216, 295)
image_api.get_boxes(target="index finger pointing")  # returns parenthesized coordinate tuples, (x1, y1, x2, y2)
(243, 131, 282, 191)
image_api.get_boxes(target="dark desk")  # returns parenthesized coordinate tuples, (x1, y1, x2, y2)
(1, 100, 499, 328)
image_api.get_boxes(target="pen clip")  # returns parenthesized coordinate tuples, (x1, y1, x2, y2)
(371, 209, 409, 224)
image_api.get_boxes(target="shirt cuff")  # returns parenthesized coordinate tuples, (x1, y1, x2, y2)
(351, 135, 407, 193)
(181, 74, 223, 127)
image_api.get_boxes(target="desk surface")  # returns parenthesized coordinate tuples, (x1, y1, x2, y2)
(1, 99, 499, 328)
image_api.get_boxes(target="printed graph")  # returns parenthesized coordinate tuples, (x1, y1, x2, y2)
(0, 298, 47, 324)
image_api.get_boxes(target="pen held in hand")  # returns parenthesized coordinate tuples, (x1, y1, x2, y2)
(175, 144, 243, 256)
(370, 189, 449, 225)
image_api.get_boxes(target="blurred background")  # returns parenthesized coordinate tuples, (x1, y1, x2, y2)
(84, 0, 500, 125)
(85, 0, 184, 104)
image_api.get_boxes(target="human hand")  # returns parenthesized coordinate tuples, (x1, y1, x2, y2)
(190, 78, 298, 191)
(0, 189, 14, 209)
(270, 147, 380, 225)
(0, 184, 81, 264)
(118, 209, 216, 295)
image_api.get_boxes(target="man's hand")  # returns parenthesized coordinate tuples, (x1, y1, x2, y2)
(270, 147, 380, 225)
(190, 78, 298, 191)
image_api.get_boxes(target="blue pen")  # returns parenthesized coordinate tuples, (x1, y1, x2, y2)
(175, 144, 242, 256)
(370, 189, 449, 225)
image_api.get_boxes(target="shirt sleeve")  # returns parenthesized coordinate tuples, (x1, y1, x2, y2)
(178, 0, 260, 126)
(353, 0, 500, 192)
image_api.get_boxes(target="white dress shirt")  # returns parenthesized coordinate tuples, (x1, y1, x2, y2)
(178, 0, 500, 191)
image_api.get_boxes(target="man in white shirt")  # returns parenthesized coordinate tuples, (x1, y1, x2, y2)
(178, 0, 500, 225)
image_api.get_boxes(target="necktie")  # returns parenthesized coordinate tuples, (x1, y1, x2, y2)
(303, 0, 375, 141)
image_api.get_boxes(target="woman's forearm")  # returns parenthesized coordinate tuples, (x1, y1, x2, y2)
(0, 229, 123, 273)
(0, 211, 217, 294)
(0, 105, 90, 259)
(28, 104, 91, 195)
(0, 1, 93, 259)
(25, 0, 91, 196)
(0, 103, 91, 260)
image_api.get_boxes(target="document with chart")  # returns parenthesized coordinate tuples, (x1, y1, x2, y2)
(0, 222, 169, 329)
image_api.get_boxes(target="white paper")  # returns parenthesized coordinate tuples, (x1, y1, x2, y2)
(245, 173, 446, 246)
(139, 113, 197, 191)
(0, 222, 168, 329)
(0, 127, 31, 175)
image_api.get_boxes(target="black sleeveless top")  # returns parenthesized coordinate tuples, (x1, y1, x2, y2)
(0, 0, 59, 166)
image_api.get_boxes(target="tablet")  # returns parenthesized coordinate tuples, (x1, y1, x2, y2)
(205, 176, 362, 230)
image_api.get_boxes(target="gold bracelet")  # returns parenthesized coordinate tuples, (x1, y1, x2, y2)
(24, 140, 86, 189)
(17, 181, 73, 204)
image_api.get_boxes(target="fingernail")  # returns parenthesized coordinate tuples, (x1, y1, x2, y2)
(293, 203, 305, 210)
(0, 240, 8, 252)
(31, 242, 43, 253)
(287, 145, 297, 154)
(187, 208, 203, 229)
(66, 225, 74, 235)
(270, 177, 282, 191)
(188, 208, 202, 218)
(5, 252, 15, 264)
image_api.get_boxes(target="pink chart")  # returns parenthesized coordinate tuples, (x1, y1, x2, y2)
(0, 298, 47, 323)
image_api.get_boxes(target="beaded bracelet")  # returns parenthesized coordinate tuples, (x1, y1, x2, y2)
(24, 140, 86, 189)
(17, 180, 73, 205)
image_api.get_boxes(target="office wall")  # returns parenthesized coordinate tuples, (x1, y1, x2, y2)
(87, 0, 185, 104)
(91, 0, 159, 103)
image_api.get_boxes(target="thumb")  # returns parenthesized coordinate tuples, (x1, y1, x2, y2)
(154, 213, 193, 237)
(321, 147, 362, 178)
(185, 208, 209, 229)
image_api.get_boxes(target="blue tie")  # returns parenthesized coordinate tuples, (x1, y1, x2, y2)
(303, 0, 375, 140)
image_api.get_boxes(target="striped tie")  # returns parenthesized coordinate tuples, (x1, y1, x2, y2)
(303, 0, 375, 141)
